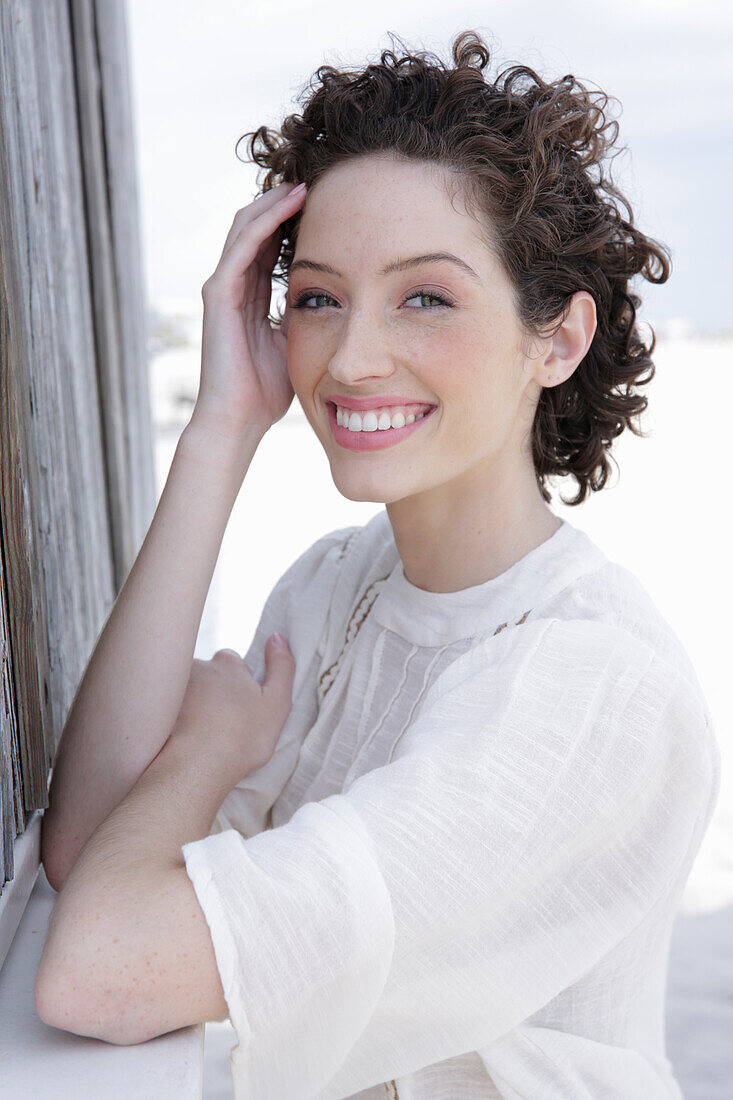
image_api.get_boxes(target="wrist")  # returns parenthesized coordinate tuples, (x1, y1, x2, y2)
(178, 413, 264, 474)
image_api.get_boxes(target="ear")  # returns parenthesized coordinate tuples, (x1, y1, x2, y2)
(533, 291, 597, 389)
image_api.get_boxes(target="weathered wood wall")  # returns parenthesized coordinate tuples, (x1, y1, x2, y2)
(0, 0, 155, 903)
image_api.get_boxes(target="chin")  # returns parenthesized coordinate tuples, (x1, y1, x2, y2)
(329, 466, 410, 506)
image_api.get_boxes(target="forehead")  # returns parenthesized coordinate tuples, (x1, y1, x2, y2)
(293, 154, 491, 268)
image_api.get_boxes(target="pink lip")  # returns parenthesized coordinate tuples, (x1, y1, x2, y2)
(326, 401, 437, 452)
(323, 393, 436, 412)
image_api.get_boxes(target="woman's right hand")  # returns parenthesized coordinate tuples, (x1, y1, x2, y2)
(193, 180, 308, 443)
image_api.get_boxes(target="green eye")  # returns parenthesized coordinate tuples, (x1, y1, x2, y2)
(290, 288, 454, 310)
(403, 290, 453, 309)
(291, 292, 337, 309)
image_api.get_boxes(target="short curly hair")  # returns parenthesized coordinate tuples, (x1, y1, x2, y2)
(236, 29, 671, 506)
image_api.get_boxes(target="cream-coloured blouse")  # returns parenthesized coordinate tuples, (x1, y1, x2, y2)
(182, 510, 719, 1099)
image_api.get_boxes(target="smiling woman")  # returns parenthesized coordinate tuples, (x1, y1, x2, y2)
(36, 26, 719, 1100)
(280, 150, 598, 563)
(247, 28, 669, 511)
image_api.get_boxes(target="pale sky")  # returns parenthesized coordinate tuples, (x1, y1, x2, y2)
(126, 0, 732, 334)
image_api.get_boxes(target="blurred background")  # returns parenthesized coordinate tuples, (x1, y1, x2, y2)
(124, 2, 732, 1096)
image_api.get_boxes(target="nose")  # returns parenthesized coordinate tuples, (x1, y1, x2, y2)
(326, 309, 396, 387)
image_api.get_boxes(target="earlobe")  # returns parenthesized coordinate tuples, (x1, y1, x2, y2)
(541, 291, 597, 388)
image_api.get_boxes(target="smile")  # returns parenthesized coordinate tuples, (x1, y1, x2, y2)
(326, 401, 438, 452)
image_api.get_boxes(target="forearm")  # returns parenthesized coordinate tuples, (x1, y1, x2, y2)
(60, 735, 233, 890)
(42, 415, 263, 892)
(36, 736, 236, 1015)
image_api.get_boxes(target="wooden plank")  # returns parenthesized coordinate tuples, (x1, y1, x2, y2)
(70, 0, 156, 587)
(0, 0, 155, 901)
(24, 0, 116, 731)
(0, 499, 21, 885)
(0, 1, 57, 871)
(96, 0, 157, 563)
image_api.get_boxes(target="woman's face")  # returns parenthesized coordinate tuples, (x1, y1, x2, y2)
(286, 153, 546, 506)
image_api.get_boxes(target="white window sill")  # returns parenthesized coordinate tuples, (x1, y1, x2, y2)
(0, 813, 203, 1098)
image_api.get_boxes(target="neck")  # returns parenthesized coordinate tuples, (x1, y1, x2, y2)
(385, 460, 561, 594)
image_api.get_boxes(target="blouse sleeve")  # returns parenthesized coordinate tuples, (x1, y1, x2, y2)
(181, 617, 719, 1100)
(209, 525, 358, 841)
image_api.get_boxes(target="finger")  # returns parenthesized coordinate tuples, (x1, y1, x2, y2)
(215, 187, 306, 286)
(213, 647, 242, 661)
(262, 634, 295, 702)
(203, 191, 305, 311)
(221, 182, 303, 256)
(246, 225, 284, 314)
(220, 182, 292, 255)
(255, 219, 284, 278)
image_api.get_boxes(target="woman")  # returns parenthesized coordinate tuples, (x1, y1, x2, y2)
(38, 29, 719, 1100)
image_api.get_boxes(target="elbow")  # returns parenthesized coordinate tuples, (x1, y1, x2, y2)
(34, 946, 83, 1039)
(34, 904, 126, 1044)
(33, 957, 83, 1039)
(35, 915, 156, 1046)
(34, 959, 146, 1046)
(34, 960, 77, 1037)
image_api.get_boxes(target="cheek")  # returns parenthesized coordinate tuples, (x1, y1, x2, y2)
(417, 324, 485, 391)
(410, 324, 472, 387)
(286, 326, 320, 387)
(437, 334, 522, 437)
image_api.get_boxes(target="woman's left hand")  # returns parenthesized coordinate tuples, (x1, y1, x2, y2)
(167, 634, 295, 785)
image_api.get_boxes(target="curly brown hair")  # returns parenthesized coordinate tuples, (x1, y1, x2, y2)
(236, 29, 671, 506)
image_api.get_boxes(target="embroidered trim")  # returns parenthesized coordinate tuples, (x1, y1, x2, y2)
(318, 574, 390, 704)
(336, 528, 360, 562)
(493, 607, 532, 636)
(320, 521, 535, 708)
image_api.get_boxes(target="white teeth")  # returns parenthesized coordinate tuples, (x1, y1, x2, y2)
(335, 404, 430, 432)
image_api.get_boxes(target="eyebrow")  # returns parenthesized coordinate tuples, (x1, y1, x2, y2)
(288, 251, 481, 281)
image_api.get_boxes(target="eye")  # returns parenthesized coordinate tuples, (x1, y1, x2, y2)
(290, 291, 338, 310)
(401, 288, 454, 310)
(289, 287, 455, 311)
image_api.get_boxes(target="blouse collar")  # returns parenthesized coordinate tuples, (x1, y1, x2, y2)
(370, 513, 608, 645)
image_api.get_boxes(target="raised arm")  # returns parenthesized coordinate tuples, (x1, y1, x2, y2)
(41, 179, 309, 892)
(40, 421, 259, 893)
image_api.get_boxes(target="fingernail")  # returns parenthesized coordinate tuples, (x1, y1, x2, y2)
(271, 632, 288, 648)
(290, 182, 307, 196)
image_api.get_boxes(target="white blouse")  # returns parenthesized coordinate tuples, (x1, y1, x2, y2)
(181, 510, 720, 1100)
